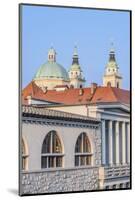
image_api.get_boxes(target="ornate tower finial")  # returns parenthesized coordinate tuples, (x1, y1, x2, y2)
(110, 37, 114, 49)
(111, 41, 114, 48)
(73, 45, 78, 55)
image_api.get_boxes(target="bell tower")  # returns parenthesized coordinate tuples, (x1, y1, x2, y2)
(103, 45, 122, 88)
(69, 46, 85, 88)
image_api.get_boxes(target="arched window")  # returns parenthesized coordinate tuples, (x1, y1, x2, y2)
(22, 138, 28, 170)
(75, 132, 92, 166)
(41, 131, 63, 168)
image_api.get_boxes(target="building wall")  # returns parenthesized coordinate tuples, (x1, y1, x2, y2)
(21, 167, 99, 194)
(70, 78, 85, 88)
(48, 105, 88, 116)
(22, 120, 101, 171)
(21, 103, 130, 194)
(103, 165, 130, 189)
(103, 75, 122, 88)
(34, 79, 70, 90)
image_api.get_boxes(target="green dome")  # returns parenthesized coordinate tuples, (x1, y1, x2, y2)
(34, 61, 69, 80)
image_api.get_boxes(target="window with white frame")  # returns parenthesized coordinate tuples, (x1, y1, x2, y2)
(41, 131, 63, 168)
(75, 132, 92, 166)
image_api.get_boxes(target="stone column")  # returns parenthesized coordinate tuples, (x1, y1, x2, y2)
(122, 122, 126, 164)
(127, 123, 130, 164)
(108, 121, 113, 166)
(115, 121, 120, 165)
(102, 120, 106, 165)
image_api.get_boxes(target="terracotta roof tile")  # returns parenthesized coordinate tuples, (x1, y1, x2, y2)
(22, 82, 49, 104)
(111, 87, 130, 104)
(41, 87, 93, 105)
(22, 81, 130, 105)
(90, 86, 130, 105)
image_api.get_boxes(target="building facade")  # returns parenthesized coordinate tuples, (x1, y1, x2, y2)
(21, 106, 101, 194)
(21, 46, 130, 195)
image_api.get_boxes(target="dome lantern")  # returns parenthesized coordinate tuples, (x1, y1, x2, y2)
(48, 47, 56, 62)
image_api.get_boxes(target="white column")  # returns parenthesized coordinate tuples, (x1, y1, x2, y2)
(127, 123, 130, 164)
(115, 121, 120, 165)
(122, 122, 126, 164)
(108, 121, 113, 165)
(102, 120, 106, 165)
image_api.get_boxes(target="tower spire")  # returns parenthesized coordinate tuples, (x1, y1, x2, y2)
(69, 46, 85, 88)
(72, 46, 79, 65)
(109, 43, 116, 62)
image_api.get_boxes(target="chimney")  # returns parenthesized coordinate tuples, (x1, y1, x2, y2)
(26, 95, 32, 105)
(70, 84, 74, 89)
(91, 83, 97, 94)
(42, 86, 48, 93)
(79, 88, 84, 96)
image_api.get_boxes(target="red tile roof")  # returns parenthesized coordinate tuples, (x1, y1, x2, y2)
(22, 82, 47, 104)
(22, 81, 130, 105)
(91, 86, 130, 105)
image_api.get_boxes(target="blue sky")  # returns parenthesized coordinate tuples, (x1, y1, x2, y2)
(21, 5, 130, 89)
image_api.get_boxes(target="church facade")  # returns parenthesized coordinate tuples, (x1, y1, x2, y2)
(20, 46, 130, 195)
